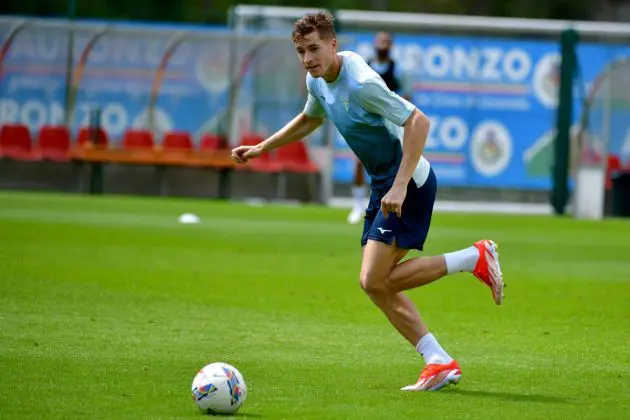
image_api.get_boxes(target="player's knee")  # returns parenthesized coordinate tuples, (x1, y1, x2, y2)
(383, 273, 397, 292)
(359, 270, 389, 296)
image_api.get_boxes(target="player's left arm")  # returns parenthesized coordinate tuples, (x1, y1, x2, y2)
(395, 108, 429, 188)
(359, 79, 430, 218)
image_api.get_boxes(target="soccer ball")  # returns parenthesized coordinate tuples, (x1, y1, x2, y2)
(191, 362, 247, 415)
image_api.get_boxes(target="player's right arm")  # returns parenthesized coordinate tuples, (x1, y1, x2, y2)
(231, 87, 325, 164)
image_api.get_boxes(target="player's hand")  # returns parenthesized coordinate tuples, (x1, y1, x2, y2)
(381, 184, 407, 219)
(231, 145, 263, 164)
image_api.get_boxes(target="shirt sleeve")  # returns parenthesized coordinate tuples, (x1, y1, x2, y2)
(359, 78, 415, 126)
(303, 86, 326, 118)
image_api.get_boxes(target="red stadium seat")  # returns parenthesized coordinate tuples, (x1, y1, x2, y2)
(37, 125, 71, 161)
(239, 133, 281, 172)
(0, 123, 38, 160)
(77, 126, 108, 147)
(606, 155, 622, 190)
(277, 141, 319, 173)
(240, 133, 264, 148)
(162, 131, 193, 151)
(123, 129, 154, 150)
(200, 133, 227, 151)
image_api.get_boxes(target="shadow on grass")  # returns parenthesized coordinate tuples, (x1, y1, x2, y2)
(445, 388, 571, 404)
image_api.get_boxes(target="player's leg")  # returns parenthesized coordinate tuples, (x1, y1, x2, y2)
(375, 169, 504, 304)
(359, 239, 460, 391)
(360, 194, 429, 347)
(359, 239, 424, 345)
(347, 160, 367, 224)
(385, 241, 504, 304)
(366, 228, 498, 299)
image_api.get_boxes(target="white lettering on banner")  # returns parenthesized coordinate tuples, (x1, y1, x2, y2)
(9, 33, 61, 61)
(440, 117, 468, 150)
(78, 103, 93, 127)
(0, 99, 19, 122)
(0, 99, 65, 129)
(357, 42, 533, 82)
(7, 31, 191, 67)
(132, 108, 174, 136)
(21, 101, 47, 128)
(426, 116, 440, 149)
(424, 46, 450, 78)
(144, 41, 164, 66)
(503, 49, 531, 81)
(101, 104, 128, 135)
(0, 99, 132, 135)
(50, 101, 65, 124)
(478, 97, 531, 111)
(111, 39, 140, 64)
(425, 116, 468, 151)
(453, 48, 479, 78)
(418, 92, 531, 111)
(402, 44, 422, 74)
(9, 37, 36, 60)
(78, 103, 129, 136)
(39, 36, 59, 61)
(480, 48, 502, 81)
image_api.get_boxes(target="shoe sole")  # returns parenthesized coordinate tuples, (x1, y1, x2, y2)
(475, 240, 505, 305)
(400, 370, 462, 392)
(486, 240, 505, 305)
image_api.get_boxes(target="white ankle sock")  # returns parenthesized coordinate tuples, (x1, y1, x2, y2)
(352, 186, 366, 209)
(443, 246, 479, 274)
(416, 333, 453, 365)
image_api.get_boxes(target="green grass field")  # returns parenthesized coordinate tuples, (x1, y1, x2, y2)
(1, 191, 629, 419)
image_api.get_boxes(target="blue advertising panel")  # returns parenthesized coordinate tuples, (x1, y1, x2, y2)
(334, 33, 630, 188)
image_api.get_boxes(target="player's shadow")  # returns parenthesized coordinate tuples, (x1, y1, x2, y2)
(210, 414, 264, 418)
(446, 388, 571, 404)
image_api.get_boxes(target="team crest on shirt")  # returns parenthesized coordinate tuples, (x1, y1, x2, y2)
(341, 93, 349, 111)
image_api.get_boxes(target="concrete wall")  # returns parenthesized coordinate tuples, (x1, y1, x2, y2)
(0, 160, 320, 203)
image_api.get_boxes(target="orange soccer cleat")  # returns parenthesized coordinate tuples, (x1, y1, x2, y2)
(472, 239, 505, 305)
(401, 360, 462, 391)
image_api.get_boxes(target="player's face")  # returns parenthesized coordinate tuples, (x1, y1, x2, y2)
(294, 31, 337, 78)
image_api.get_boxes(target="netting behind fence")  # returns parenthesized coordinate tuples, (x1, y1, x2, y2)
(578, 58, 630, 168)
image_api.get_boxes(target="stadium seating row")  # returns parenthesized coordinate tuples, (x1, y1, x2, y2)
(0, 124, 319, 174)
(606, 155, 629, 190)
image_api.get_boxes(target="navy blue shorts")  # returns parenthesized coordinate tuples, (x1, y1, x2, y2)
(361, 168, 437, 251)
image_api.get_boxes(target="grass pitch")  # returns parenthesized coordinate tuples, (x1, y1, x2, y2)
(1, 191, 629, 419)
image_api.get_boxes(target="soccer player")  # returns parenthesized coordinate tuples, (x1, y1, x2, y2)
(348, 31, 411, 225)
(231, 12, 505, 392)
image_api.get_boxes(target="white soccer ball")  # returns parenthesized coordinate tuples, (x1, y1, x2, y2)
(191, 362, 247, 415)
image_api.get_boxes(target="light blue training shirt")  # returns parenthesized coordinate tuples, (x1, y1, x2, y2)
(303, 51, 431, 187)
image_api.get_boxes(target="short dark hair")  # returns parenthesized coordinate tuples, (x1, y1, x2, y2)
(291, 11, 336, 42)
